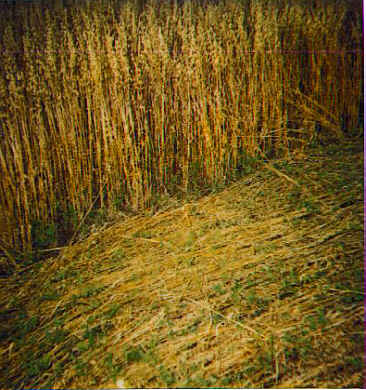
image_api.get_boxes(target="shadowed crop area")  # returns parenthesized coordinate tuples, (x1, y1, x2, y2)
(0, 0, 362, 252)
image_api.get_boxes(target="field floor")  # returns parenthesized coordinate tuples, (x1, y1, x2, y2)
(0, 139, 363, 388)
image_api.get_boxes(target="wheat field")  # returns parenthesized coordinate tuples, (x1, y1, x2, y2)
(0, 0, 362, 254)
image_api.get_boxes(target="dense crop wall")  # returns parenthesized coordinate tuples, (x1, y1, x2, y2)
(0, 0, 362, 253)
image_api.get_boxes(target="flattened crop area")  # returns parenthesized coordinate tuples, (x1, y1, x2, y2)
(0, 141, 363, 388)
